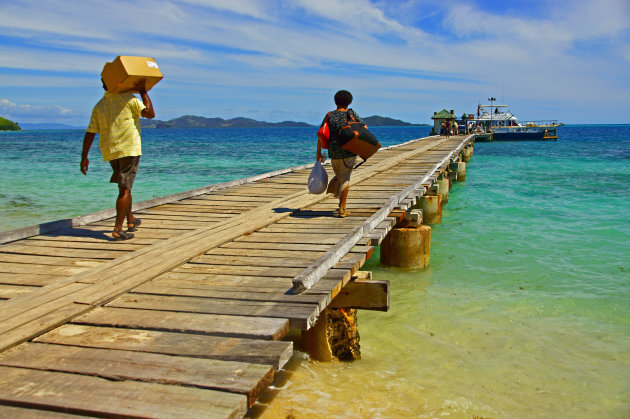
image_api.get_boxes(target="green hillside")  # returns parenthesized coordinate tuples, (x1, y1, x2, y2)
(0, 116, 20, 131)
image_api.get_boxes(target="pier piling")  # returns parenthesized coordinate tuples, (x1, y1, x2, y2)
(435, 175, 450, 204)
(380, 212, 431, 269)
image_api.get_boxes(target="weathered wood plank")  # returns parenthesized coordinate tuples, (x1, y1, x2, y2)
(0, 405, 80, 418)
(0, 303, 92, 353)
(0, 284, 38, 299)
(0, 342, 273, 407)
(0, 262, 88, 276)
(0, 272, 70, 287)
(0, 244, 130, 259)
(35, 324, 293, 371)
(73, 306, 289, 340)
(0, 365, 247, 418)
(106, 293, 318, 329)
(329, 279, 390, 311)
(132, 284, 329, 311)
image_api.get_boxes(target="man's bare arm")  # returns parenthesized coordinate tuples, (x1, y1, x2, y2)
(80, 132, 96, 175)
(136, 79, 155, 119)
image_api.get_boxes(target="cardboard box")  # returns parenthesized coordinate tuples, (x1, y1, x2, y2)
(101, 56, 163, 93)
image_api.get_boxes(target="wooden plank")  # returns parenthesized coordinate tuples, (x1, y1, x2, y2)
(222, 241, 370, 252)
(0, 262, 88, 276)
(0, 342, 273, 407)
(73, 306, 289, 340)
(329, 279, 389, 311)
(0, 245, 130, 259)
(0, 253, 105, 268)
(153, 272, 295, 289)
(131, 284, 330, 311)
(0, 284, 38, 299)
(35, 324, 293, 371)
(0, 284, 88, 334)
(106, 293, 318, 329)
(174, 263, 305, 278)
(0, 404, 87, 417)
(8, 238, 146, 251)
(189, 252, 366, 272)
(0, 303, 91, 353)
(0, 273, 69, 287)
(0, 365, 247, 418)
(206, 246, 371, 261)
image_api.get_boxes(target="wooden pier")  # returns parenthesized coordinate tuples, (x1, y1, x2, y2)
(0, 134, 473, 417)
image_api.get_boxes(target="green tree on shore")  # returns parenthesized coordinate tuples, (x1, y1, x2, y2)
(0, 116, 21, 131)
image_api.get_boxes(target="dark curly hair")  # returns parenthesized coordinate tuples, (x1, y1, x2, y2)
(334, 90, 353, 108)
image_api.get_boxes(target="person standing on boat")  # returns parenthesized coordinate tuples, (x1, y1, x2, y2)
(80, 78, 155, 240)
(316, 90, 364, 218)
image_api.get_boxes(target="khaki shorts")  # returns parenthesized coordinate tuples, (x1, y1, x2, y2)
(109, 156, 140, 190)
(327, 156, 357, 198)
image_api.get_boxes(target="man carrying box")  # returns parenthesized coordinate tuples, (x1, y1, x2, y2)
(80, 78, 155, 240)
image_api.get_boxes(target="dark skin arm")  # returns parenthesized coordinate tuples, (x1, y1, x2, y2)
(137, 79, 155, 119)
(80, 132, 95, 175)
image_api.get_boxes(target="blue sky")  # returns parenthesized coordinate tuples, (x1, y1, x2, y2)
(0, 0, 628, 126)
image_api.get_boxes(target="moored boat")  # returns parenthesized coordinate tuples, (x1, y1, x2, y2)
(461, 103, 561, 141)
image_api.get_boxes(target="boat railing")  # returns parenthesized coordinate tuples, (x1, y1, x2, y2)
(520, 120, 560, 127)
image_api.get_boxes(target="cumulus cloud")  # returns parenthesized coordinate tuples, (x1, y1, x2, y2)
(0, 98, 74, 118)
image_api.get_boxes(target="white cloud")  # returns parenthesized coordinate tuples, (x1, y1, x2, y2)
(175, 0, 274, 20)
(0, 98, 74, 118)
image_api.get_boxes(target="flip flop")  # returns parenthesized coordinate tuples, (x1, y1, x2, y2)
(335, 209, 350, 218)
(112, 229, 134, 240)
(127, 218, 142, 232)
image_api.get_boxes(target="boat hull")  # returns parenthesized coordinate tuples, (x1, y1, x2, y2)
(491, 127, 557, 141)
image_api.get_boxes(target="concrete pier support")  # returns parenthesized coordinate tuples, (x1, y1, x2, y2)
(301, 308, 360, 361)
(380, 223, 431, 269)
(450, 161, 466, 182)
(462, 145, 473, 162)
(435, 176, 450, 204)
(415, 194, 442, 225)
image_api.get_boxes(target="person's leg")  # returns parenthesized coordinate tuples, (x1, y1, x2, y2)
(115, 186, 132, 232)
(339, 184, 350, 214)
(336, 156, 355, 217)
(110, 156, 140, 237)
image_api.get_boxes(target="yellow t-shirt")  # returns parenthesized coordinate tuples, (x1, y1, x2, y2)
(87, 92, 145, 161)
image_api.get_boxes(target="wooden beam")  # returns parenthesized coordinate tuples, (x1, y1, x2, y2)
(329, 279, 389, 312)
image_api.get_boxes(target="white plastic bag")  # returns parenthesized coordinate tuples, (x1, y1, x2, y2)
(308, 159, 328, 194)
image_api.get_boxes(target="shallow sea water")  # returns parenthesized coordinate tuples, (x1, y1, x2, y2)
(1, 125, 629, 418)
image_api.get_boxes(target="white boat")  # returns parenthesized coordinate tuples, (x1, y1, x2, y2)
(463, 104, 561, 141)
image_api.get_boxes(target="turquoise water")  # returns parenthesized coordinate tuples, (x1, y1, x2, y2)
(2, 125, 629, 417)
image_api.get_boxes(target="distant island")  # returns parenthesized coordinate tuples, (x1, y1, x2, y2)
(20, 123, 84, 130)
(141, 115, 312, 129)
(362, 115, 428, 126)
(142, 114, 426, 129)
(0, 116, 21, 131)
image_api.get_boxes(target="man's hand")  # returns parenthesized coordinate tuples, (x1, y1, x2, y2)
(80, 157, 89, 175)
(136, 78, 155, 119)
(135, 79, 147, 94)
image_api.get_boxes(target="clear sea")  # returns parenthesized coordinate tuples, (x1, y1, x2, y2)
(1, 125, 629, 418)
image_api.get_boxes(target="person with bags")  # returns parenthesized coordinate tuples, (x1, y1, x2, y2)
(316, 90, 365, 218)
